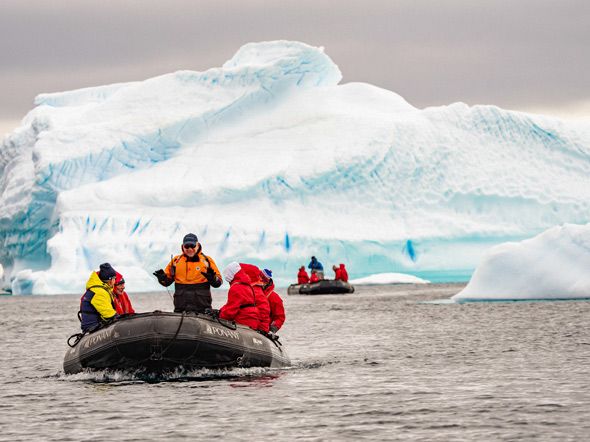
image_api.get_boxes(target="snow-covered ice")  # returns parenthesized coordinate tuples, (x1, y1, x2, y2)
(452, 223, 590, 301)
(1, 40, 589, 294)
(349, 273, 430, 285)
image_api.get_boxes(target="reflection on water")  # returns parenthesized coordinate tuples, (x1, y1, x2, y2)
(1, 283, 589, 440)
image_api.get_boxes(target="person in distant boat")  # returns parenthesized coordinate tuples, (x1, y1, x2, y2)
(332, 265, 341, 280)
(308, 256, 324, 279)
(336, 264, 348, 282)
(79, 263, 119, 332)
(153, 233, 222, 313)
(218, 262, 259, 329)
(239, 263, 271, 333)
(297, 266, 310, 284)
(113, 272, 135, 315)
(260, 268, 286, 333)
(310, 270, 320, 283)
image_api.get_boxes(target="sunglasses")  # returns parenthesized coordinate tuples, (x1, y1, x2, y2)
(184, 243, 197, 249)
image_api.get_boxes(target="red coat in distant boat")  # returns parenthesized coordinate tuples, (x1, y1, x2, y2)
(310, 272, 319, 283)
(219, 269, 260, 330)
(239, 263, 271, 333)
(263, 280, 286, 331)
(337, 264, 349, 282)
(297, 266, 309, 284)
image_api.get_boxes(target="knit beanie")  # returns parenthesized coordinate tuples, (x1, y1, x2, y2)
(222, 262, 241, 283)
(98, 263, 117, 281)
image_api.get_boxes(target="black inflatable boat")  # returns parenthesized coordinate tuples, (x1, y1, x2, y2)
(287, 280, 355, 295)
(63, 311, 290, 374)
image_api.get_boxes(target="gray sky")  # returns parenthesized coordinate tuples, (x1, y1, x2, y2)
(1, 0, 589, 135)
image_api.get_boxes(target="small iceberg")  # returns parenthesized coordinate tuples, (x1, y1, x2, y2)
(349, 272, 430, 285)
(452, 223, 590, 302)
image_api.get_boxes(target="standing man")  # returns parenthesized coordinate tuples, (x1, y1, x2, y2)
(153, 233, 222, 313)
(308, 256, 324, 279)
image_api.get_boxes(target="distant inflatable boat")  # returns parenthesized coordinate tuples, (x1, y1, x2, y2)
(287, 280, 355, 295)
(63, 311, 290, 374)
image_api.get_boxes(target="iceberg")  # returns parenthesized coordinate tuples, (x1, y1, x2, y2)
(349, 273, 430, 285)
(1, 40, 589, 294)
(452, 223, 590, 301)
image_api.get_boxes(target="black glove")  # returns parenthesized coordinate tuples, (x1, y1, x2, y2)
(270, 324, 279, 333)
(201, 267, 221, 288)
(204, 308, 220, 319)
(153, 269, 173, 287)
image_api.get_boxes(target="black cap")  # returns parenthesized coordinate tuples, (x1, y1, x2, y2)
(182, 233, 199, 245)
(183, 233, 198, 245)
(98, 263, 117, 281)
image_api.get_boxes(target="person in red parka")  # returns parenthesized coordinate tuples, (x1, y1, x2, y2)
(113, 272, 135, 315)
(297, 266, 310, 284)
(338, 264, 349, 282)
(310, 270, 319, 283)
(219, 262, 259, 330)
(260, 268, 285, 333)
(332, 265, 341, 281)
(239, 263, 271, 333)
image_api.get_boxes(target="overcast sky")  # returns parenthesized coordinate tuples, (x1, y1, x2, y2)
(1, 0, 589, 135)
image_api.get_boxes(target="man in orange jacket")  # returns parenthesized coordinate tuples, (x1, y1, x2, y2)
(153, 233, 222, 313)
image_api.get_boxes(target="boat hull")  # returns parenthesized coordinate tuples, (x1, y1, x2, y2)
(63, 311, 290, 374)
(288, 280, 355, 295)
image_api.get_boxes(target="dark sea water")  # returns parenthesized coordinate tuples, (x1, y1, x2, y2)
(1, 283, 589, 441)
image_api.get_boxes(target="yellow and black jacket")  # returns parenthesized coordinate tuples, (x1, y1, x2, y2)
(79, 272, 117, 332)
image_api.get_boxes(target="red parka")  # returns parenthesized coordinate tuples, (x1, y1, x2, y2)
(240, 263, 271, 333)
(263, 281, 286, 331)
(219, 269, 259, 329)
(113, 272, 135, 315)
(338, 264, 349, 282)
(310, 272, 319, 283)
(297, 267, 310, 284)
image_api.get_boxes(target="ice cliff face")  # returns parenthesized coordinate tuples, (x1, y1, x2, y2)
(1, 40, 589, 294)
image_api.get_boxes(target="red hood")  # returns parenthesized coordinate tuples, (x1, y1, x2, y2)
(239, 263, 262, 284)
(230, 269, 251, 285)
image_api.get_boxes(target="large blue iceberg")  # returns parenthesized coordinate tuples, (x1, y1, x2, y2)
(1, 40, 589, 294)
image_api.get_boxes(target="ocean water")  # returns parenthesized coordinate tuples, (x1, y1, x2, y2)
(1, 283, 589, 441)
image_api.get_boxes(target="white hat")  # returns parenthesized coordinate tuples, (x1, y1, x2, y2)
(222, 262, 241, 283)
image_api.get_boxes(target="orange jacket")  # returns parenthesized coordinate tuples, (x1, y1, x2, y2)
(165, 252, 221, 285)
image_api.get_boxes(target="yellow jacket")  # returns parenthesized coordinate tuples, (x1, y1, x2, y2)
(85, 271, 117, 320)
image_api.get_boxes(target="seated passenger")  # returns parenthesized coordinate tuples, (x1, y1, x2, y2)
(219, 262, 259, 329)
(79, 263, 118, 332)
(261, 269, 285, 333)
(113, 272, 135, 315)
(239, 263, 271, 333)
(338, 263, 349, 282)
(310, 270, 320, 283)
(332, 264, 341, 280)
(297, 266, 310, 284)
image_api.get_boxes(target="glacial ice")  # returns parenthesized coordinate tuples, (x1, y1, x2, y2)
(452, 223, 590, 301)
(1, 40, 589, 294)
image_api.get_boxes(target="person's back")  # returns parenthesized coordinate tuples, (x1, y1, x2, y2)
(339, 264, 349, 282)
(297, 266, 309, 284)
(261, 272, 285, 333)
(310, 271, 319, 283)
(240, 263, 271, 333)
(219, 262, 259, 329)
